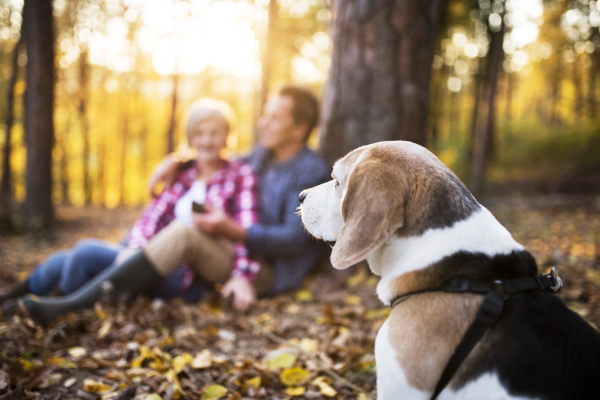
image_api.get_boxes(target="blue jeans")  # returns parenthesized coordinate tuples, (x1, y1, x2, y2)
(27, 239, 207, 303)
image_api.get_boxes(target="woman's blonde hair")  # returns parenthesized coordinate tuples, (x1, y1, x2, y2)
(183, 98, 237, 143)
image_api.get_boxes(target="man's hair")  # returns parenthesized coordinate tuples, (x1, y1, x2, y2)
(278, 85, 319, 142)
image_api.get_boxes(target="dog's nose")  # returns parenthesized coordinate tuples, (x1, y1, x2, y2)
(299, 190, 308, 203)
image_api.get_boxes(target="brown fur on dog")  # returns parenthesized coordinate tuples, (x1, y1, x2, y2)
(388, 292, 484, 392)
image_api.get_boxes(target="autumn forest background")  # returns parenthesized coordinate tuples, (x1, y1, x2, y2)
(0, 0, 599, 231)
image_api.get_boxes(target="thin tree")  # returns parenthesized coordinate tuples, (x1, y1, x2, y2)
(319, 0, 444, 164)
(78, 50, 92, 204)
(23, 0, 55, 229)
(165, 73, 179, 155)
(469, 19, 505, 195)
(0, 37, 24, 231)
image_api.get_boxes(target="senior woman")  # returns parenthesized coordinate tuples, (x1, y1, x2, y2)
(2, 99, 263, 327)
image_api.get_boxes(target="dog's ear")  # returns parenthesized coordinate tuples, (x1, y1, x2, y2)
(331, 158, 406, 269)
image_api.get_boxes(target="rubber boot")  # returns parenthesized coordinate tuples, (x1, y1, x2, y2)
(20, 251, 164, 327)
(0, 281, 30, 304)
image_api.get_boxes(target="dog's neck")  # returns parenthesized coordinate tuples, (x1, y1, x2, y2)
(370, 207, 528, 305)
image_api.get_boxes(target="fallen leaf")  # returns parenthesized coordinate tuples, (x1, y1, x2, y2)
(246, 376, 261, 390)
(201, 384, 227, 400)
(98, 318, 113, 339)
(344, 295, 362, 305)
(83, 378, 112, 393)
(68, 347, 87, 358)
(312, 376, 338, 397)
(299, 338, 318, 354)
(280, 367, 310, 386)
(285, 386, 306, 396)
(145, 395, 162, 400)
(191, 349, 212, 369)
(267, 353, 297, 371)
(171, 353, 193, 374)
(295, 290, 313, 302)
(64, 377, 77, 388)
(37, 373, 63, 389)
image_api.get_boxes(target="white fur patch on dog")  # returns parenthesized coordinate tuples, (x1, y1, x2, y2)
(437, 373, 538, 400)
(374, 207, 523, 304)
(376, 319, 429, 400)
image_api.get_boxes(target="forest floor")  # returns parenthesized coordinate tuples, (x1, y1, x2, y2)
(1, 195, 600, 400)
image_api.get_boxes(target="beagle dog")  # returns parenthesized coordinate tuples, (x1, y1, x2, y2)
(299, 141, 600, 400)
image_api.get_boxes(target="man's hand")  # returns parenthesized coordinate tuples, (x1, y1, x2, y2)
(192, 205, 247, 241)
(148, 154, 183, 197)
(221, 277, 256, 311)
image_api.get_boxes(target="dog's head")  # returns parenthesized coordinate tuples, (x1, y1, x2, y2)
(300, 141, 480, 271)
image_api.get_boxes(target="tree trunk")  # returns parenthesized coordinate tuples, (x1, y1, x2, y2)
(261, 0, 278, 106)
(0, 38, 23, 231)
(23, 0, 55, 230)
(165, 74, 178, 155)
(319, 0, 444, 164)
(79, 50, 92, 204)
(469, 21, 504, 195)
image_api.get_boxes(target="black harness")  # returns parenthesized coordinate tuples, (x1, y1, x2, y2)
(389, 268, 562, 400)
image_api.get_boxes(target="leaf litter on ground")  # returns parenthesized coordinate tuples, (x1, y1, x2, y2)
(1, 197, 599, 399)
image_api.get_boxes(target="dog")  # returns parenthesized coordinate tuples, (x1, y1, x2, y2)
(299, 141, 600, 400)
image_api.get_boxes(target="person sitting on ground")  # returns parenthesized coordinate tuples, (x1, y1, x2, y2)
(148, 84, 330, 297)
(2, 98, 262, 326)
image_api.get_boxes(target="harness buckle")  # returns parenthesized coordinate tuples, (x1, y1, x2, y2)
(544, 267, 562, 293)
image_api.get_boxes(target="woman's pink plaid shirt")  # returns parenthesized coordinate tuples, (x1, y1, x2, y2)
(126, 159, 261, 284)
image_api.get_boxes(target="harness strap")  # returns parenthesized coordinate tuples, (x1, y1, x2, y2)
(430, 291, 505, 400)
(388, 268, 562, 400)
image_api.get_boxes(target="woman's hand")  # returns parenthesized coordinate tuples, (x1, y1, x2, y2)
(148, 154, 183, 197)
(221, 277, 256, 311)
(115, 247, 137, 265)
(192, 205, 247, 241)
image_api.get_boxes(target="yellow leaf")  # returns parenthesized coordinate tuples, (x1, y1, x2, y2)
(68, 347, 87, 358)
(346, 268, 367, 286)
(201, 384, 227, 400)
(267, 353, 297, 371)
(172, 353, 193, 374)
(295, 290, 313, 302)
(280, 367, 310, 386)
(312, 376, 338, 397)
(83, 378, 111, 393)
(365, 308, 391, 319)
(356, 393, 372, 400)
(344, 295, 362, 305)
(285, 386, 306, 396)
(246, 376, 261, 390)
(191, 349, 212, 369)
(19, 359, 33, 371)
(145, 395, 163, 400)
(98, 319, 112, 339)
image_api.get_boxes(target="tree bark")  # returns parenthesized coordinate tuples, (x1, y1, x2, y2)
(319, 0, 444, 164)
(469, 21, 504, 195)
(0, 38, 23, 231)
(23, 0, 55, 230)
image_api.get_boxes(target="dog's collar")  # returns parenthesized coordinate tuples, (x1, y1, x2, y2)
(388, 268, 562, 400)
(389, 268, 562, 310)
